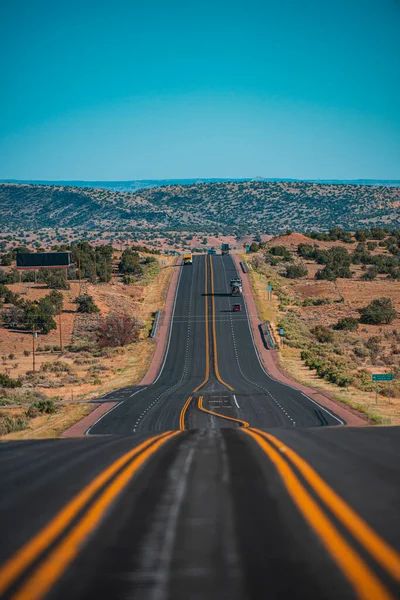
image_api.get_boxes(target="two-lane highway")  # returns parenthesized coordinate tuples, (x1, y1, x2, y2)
(0, 427, 398, 599)
(91, 255, 342, 433)
(1, 254, 399, 600)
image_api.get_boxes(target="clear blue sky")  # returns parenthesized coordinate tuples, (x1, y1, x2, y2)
(0, 0, 399, 180)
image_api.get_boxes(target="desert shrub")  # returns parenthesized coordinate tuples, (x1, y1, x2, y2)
(355, 230, 369, 242)
(40, 361, 72, 374)
(367, 242, 378, 251)
(122, 274, 136, 285)
(0, 373, 22, 388)
(361, 266, 378, 280)
(370, 228, 386, 240)
(297, 244, 316, 259)
(0, 284, 19, 304)
(311, 325, 334, 343)
(315, 247, 352, 281)
(353, 344, 369, 358)
(95, 313, 141, 348)
(76, 294, 100, 314)
(249, 242, 260, 253)
(47, 290, 64, 311)
(0, 415, 28, 435)
(38, 269, 70, 289)
(285, 264, 308, 278)
(365, 336, 381, 360)
(26, 399, 56, 418)
(23, 350, 31, 357)
(22, 298, 57, 334)
(269, 246, 292, 260)
(118, 249, 143, 275)
(277, 311, 312, 348)
(359, 298, 397, 325)
(334, 317, 359, 331)
(302, 297, 331, 306)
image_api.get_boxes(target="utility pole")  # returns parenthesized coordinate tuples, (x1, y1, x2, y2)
(93, 250, 97, 285)
(59, 309, 63, 352)
(32, 327, 36, 373)
(77, 253, 81, 292)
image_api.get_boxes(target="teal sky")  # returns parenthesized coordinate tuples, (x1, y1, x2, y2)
(0, 0, 399, 180)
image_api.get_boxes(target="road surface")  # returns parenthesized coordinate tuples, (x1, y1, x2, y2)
(0, 255, 399, 600)
(89, 255, 342, 433)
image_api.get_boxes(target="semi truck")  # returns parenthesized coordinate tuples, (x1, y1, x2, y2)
(221, 243, 230, 255)
(230, 277, 242, 296)
(183, 252, 193, 265)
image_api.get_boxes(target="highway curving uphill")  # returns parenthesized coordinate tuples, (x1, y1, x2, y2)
(89, 255, 342, 434)
(0, 255, 399, 600)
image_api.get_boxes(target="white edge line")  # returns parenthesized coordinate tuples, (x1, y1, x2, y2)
(85, 401, 125, 435)
(231, 256, 345, 427)
(233, 394, 240, 408)
(153, 256, 183, 384)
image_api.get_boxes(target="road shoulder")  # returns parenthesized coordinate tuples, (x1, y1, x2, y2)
(232, 254, 365, 427)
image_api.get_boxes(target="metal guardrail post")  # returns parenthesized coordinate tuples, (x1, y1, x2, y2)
(150, 309, 161, 339)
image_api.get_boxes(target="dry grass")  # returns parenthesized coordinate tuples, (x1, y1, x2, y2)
(247, 253, 400, 426)
(1, 403, 94, 440)
(0, 255, 176, 437)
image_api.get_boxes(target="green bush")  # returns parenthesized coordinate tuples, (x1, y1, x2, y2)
(285, 264, 308, 278)
(0, 373, 22, 388)
(311, 325, 334, 343)
(359, 297, 397, 325)
(302, 297, 331, 306)
(0, 415, 28, 435)
(76, 294, 100, 314)
(26, 399, 56, 418)
(334, 317, 359, 331)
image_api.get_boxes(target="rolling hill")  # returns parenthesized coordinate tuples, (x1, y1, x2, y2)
(0, 180, 399, 236)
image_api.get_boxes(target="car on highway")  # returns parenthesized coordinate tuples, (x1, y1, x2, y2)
(208, 247, 217, 255)
(232, 303, 242, 312)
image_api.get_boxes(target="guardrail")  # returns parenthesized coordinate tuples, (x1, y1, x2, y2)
(150, 309, 161, 339)
(260, 320, 277, 350)
(240, 261, 249, 273)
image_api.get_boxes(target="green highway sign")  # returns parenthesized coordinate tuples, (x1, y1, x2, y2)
(372, 374, 393, 381)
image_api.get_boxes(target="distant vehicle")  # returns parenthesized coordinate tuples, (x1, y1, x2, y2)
(221, 243, 230, 255)
(183, 252, 193, 265)
(230, 277, 242, 296)
(208, 247, 217, 255)
(232, 303, 242, 312)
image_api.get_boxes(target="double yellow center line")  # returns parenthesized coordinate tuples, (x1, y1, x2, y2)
(180, 255, 239, 430)
(198, 396, 249, 427)
(0, 431, 179, 600)
(246, 428, 400, 600)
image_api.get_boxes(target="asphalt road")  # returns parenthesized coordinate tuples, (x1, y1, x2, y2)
(0, 427, 398, 599)
(90, 255, 342, 433)
(0, 254, 399, 599)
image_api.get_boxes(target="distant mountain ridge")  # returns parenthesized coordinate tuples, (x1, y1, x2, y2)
(0, 180, 399, 236)
(1, 177, 399, 193)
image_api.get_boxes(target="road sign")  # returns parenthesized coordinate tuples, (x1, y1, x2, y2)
(161, 260, 166, 265)
(267, 285, 272, 292)
(279, 328, 285, 336)
(372, 374, 393, 381)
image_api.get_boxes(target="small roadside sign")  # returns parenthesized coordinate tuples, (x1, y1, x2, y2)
(161, 259, 166, 266)
(279, 328, 285, 336)
(372, 373, 393, 381)
(267, 285, 272, 292)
